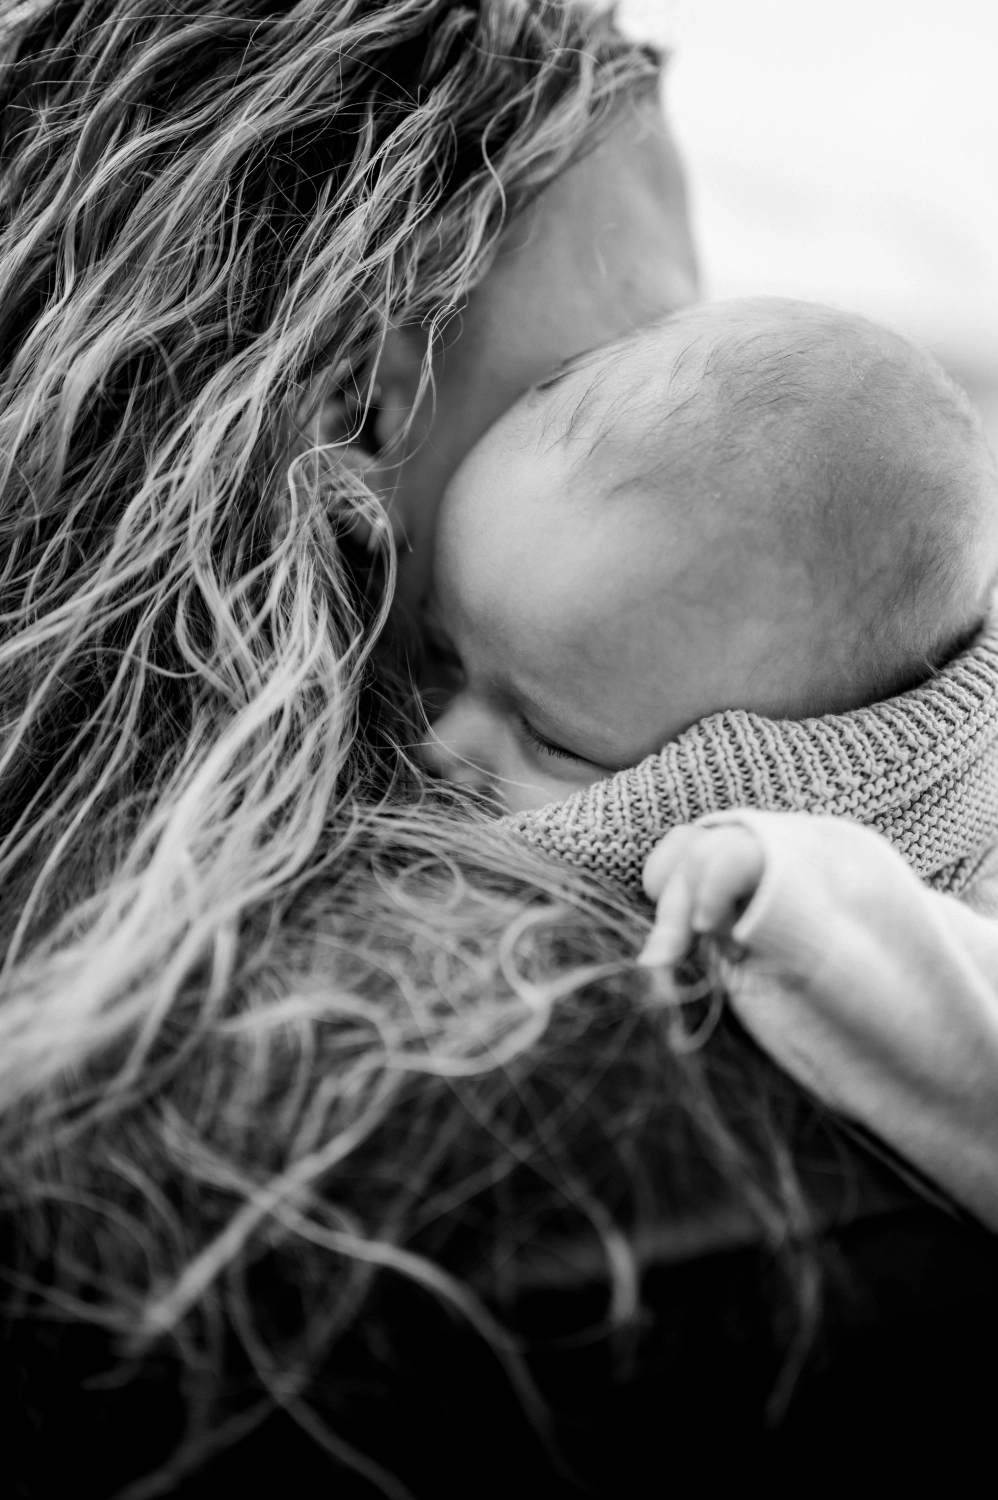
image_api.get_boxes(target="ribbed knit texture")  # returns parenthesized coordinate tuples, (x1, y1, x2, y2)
(501, 622, 998, 898)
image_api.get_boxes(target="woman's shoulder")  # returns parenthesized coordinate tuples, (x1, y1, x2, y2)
(8, 1192, 997, 1499)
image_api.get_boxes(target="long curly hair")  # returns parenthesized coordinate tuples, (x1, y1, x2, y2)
(0, 2, 821, 1491)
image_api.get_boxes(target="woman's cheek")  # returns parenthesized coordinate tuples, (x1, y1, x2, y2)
(419, 696, 600, 812)
(419, 696, 509, 795)
(497, 754, 605, 815)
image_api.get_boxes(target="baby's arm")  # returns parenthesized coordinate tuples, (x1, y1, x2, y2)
(640, 811, 998, 1229)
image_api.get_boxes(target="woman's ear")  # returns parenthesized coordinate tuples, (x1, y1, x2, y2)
(312, 391, 355, 448)
(371, 325, 429, 454)
(288, 375, 356, 458)
(291, 325, 428, 461)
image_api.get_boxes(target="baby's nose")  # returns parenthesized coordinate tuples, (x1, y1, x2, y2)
(420, 695, 503, 796)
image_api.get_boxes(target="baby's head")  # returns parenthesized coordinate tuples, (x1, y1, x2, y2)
(427, 298, 998, 812)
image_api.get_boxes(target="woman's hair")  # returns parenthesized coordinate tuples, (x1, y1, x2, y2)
(0, 1, 821, 1488)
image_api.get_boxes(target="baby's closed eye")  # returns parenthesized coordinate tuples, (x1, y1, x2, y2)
(516, 716, 585, 762)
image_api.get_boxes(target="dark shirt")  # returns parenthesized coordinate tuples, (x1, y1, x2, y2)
(7, 1194, 998, 1498)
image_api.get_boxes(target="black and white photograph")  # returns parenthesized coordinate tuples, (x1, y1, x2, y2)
(2, 1, 997, 1494)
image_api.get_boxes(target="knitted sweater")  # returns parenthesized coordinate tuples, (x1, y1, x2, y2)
(501, 621, 998, 898)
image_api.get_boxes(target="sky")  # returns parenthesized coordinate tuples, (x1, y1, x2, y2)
(617, 0, 998, 446)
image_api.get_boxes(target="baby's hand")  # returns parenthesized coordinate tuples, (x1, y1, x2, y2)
(637, 823, 765, 969)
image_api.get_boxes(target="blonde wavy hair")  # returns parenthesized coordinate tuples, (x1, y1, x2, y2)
(0, 1, 819, 1490)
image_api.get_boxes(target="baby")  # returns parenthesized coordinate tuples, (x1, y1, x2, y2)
(425, 296, 998, 1228)
(427, 297, 997, 809)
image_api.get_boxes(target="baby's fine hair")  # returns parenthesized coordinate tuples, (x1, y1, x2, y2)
(564, 299, 998, 711)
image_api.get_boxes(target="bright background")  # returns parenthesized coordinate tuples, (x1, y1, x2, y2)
(617, 0, 998, 455)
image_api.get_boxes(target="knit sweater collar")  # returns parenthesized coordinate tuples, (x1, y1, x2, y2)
(502, 621, 998, 896)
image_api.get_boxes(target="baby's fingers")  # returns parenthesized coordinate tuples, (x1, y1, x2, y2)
(642, 825, 705, 903)
(637, 864, 696, 968)
(688, 826, 765, 937)
(638, 822, 765, 970)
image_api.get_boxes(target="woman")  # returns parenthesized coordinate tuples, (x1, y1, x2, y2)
(1, 3, 996, 1496)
